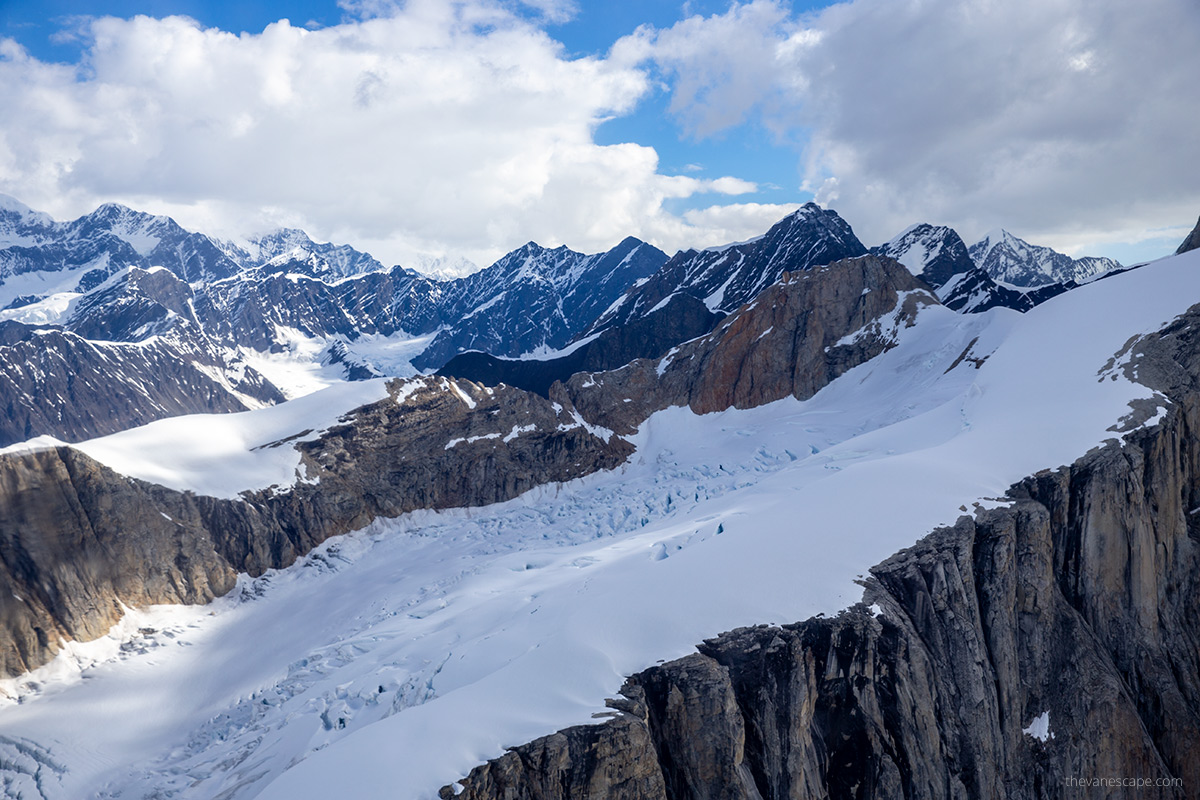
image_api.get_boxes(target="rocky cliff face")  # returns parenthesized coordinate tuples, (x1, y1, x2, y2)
(441, 308, 1200, 800)
(0, 376, 631, 676)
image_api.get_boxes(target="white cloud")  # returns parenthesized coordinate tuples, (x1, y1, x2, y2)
(623, 0, 1200, 257)
(0, 0, 777, 268)
(681, 201, 802, 248)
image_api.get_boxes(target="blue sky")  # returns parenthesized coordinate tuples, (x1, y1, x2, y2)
(0, 0, 1196, 268)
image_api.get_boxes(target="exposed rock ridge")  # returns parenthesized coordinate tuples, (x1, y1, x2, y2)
(440, 309, 1200, 800)
(0, 376, 631, 676)
(1178, 215, 1200, 255)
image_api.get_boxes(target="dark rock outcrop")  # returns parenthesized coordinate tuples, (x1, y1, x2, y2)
(437, 293, 721, 397)
(0, 376, 630, 676)
(938, 269, 1076, 314)
(1177, 215, 1200, 255)
(441, 307, 1200, 800)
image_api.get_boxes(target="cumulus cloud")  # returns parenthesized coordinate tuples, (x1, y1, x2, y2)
(0, 0, 765, 268)
(624, 0, 1200, 254)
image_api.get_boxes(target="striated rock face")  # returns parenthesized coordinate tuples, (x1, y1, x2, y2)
(0, 446, 239, 677)
(0, 377, 631, 676)
(1178, 215, 1200, 255)
(560, 255, 937, 434)
(0, 322, 283, 447)
(443, 310, 1200, 800)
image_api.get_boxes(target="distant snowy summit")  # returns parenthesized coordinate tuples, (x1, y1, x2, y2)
(232, 228, 386, 280)
(969, 228, 1121, 287)
(872, 222, 1122, 312)
(872, 223, 976, 289)
(412, 254, 481, 280)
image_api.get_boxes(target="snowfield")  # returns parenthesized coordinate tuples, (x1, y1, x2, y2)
(0, 248, 1197, 799)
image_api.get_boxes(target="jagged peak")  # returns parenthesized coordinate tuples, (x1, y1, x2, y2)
(881, 222, 959, 248)
(969, 228, 1026, 261)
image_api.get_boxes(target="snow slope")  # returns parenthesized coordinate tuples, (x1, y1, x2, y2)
(1, 249, 1198, 799)
(73, 379, 393, 499)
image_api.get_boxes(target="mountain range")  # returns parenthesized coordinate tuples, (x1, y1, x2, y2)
(1, 192, 1199, 800)
(0, 195, 1135, 448)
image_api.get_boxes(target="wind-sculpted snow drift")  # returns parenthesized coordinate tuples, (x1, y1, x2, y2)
(1, 242, 1198, 799)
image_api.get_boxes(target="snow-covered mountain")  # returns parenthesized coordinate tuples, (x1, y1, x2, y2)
(411, 236, 667, 369)
(0, 197, 669, 444)
(587, 203, 867, 335)
(0, 195, 1139, 454)
(871, 223, 1078, 314)
(0, 266, 283, 445)
(0, 195, 244, 293)
(871, 223, 976, 289)
(234, 229, 387, 280)
(969, 228, 1121, 286)
(2, 241, 1199, 798)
